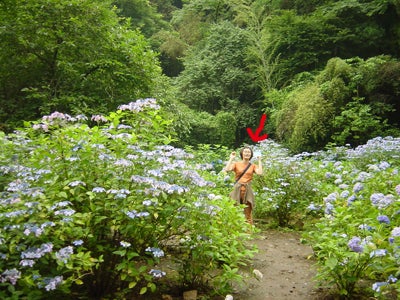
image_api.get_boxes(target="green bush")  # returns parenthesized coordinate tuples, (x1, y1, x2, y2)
(0, 99, 256, 299)
(304, 137, 400, 297)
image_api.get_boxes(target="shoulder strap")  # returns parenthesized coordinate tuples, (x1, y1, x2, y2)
(235, 163, 251, 184)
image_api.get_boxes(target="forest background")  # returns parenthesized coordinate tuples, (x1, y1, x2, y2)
(1, 0, 400, 152)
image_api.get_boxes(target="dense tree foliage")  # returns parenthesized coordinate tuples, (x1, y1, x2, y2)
(0, 0, 161, 131)
(271, 56, 400, 150)
(1, 0, 399, 151)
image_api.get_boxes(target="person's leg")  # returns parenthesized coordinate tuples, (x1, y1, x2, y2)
(243, 203, 253, 224)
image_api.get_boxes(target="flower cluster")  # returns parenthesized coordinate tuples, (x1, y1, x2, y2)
(131, 175, 189, 196)
(55, 246, 74, 263)
(91, 115, 108, 123)
(372, 275, 398, 293)
(0, 99, 253, 299)
(126, 210, 150, 219)
(145, 247, 164, 258)
(370, 193, 395, 209)
(347, 237, 364, 253)
(148, 269, 166, 278)
(118, 98, 160, 112)
(1, 269, 21, 285)
(39, 276, 64, 291)
(39, 112, 87, 126)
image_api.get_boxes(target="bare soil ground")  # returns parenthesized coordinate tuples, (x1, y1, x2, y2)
(142, 229, 328, 300)
(232, 229, 323, 300)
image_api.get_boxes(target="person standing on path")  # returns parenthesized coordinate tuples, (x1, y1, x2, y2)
(224, 146, 262, 224)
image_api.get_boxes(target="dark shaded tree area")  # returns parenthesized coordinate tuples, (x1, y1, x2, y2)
(1, 0, 399, 152)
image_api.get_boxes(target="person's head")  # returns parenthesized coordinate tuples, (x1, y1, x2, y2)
(240, 146, 253, 160)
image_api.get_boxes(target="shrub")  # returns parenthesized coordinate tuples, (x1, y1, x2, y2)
(251, 140, 323, 227)
(304, 137, 400, 297)
(0, 99, 256, 299)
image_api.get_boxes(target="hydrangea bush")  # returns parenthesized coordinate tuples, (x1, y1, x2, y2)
(251, 140, 323, 227)
(250, 137, 399, 298)
(0, 99, 256, 299)
(303, 137, 400, 297)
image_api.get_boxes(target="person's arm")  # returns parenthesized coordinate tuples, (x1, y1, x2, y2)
(255, 156, 263, 175)
(224, 152, 236, 172)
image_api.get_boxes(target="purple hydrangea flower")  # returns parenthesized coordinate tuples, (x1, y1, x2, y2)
(378, 161, 390, 170)
(395, 184, 400, 196)
(325, 202, 334, 215)
(347, 195, 357, 205)
(324, 192, 338, 203)
(118, 98, 160, 112)
(20, 259, 35, 267)
(55, 246, 73, 263)
(353, 182, 364, 193)
(370, 193, 394, 209)
(340, 190, 350, 198)
(91, 115, 108, 123)
(377, 215, 390, 224)
(42, 276, 63, 291)
(1, 269, 21, 285)
(348, 236, 364, 253)
(391, 227, 400, 237)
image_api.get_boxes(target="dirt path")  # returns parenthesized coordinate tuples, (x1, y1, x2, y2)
(232, 230, 322, 300)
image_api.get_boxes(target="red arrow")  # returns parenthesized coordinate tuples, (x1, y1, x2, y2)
(246, 114, 268, 142)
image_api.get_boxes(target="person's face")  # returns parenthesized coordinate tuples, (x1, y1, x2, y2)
(242, 148, 252, 159)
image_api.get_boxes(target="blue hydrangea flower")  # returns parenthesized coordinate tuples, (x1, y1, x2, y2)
(348, 237, 364, 253)
(347, 195, 357, 205)
(92, 187, 106, 193)
(395, 184, 400, 196)
(353, 182, 364, 193)
(378, 161, 390, 170)
(68, 180, 86, 187)
(325, 202, 334, 215)
(370, 193, 394, 209)
(19, 259, 35, 267)
(340, 190, 349, 198)
(370, 249, 387, 258)
(358, 224, 374, 231)
(377, 215, 390, 224)
(42, 276, 63, 291)
(1, 269, 21, 285)
(372, 281, 388, 293)
(142, 200, 154, 206)
(145, 247, 164, 258)
(72, 240, 83, 246)
(55, 246, 73, 263)
(391, 227, 400, 237)
(149, 269, 166, 278)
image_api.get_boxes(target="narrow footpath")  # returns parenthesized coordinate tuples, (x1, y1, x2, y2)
(233, 230, 323, 300)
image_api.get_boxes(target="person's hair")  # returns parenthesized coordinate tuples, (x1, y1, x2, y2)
(240, 146, 253, 160)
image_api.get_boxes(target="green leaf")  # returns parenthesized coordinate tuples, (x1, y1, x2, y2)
(58, 191, 68, 199)
(325, 257, 338, 270)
